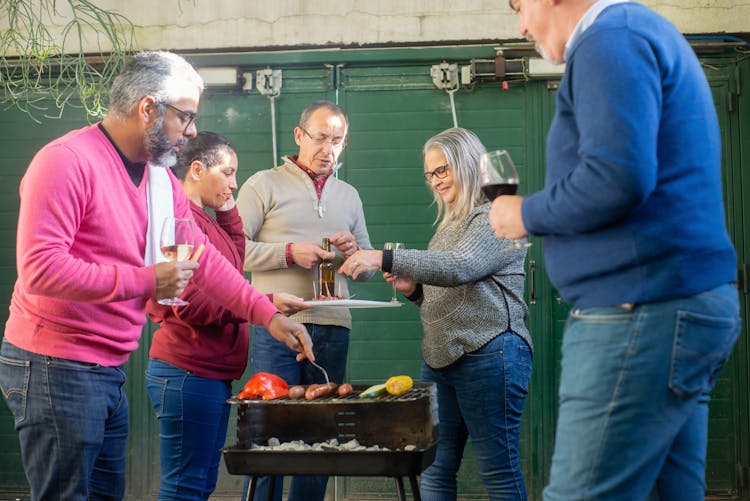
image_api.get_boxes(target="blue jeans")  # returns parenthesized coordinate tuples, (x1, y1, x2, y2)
(544, 283, 740, 501)
(145, 358, 232, 501)
(0, 339, 129, 501)
(420, 332, 532, 501)
(244, 323, 350, 501)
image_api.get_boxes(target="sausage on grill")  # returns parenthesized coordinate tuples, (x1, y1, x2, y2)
(288, 385, 306, 399)
(305, 382, 338, 400)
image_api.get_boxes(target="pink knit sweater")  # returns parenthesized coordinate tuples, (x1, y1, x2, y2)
(5, 124, 278, 366)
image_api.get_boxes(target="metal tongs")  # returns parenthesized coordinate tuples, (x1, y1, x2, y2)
(309, 359, 330, 385)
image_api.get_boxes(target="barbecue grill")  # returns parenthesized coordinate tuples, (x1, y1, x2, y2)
(223, 383, 439, 501)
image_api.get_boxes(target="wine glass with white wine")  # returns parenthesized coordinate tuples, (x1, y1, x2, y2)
(479, 149, 532, 253)
(383, 242, 405, 302)
(158, 216, 195, 306)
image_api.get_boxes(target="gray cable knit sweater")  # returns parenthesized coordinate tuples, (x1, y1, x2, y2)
(390, 203, 531, 368)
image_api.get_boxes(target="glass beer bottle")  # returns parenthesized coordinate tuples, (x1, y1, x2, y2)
(319, 237, 335, 297)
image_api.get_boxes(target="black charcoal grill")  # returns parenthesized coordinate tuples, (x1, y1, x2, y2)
(223, 383, 439, 501)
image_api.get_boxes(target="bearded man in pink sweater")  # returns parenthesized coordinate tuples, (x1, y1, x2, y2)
(0, 51, 314, 501)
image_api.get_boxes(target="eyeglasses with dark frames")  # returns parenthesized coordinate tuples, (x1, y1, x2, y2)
(424, 164, 450, 182)
(300, 127, 346, 148)
(157, 101, 197, 134)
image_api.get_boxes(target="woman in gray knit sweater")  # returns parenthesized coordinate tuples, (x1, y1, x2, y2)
(340, 127, 532, 500)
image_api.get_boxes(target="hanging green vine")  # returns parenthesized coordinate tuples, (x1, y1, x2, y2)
(0, 0, 135, 122)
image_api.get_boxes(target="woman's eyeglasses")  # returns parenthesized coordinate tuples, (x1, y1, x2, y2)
(424, 164, 450, 182)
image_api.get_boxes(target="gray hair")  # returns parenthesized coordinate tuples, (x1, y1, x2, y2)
(423, 127, 487, 228)
(298, 100, 348, 131)
(108, 51, 204, 118)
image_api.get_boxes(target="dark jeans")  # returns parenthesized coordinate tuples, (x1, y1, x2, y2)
(0, 339, 129, 501)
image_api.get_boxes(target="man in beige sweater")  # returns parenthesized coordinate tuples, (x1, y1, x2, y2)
(236, 100, 374, 501)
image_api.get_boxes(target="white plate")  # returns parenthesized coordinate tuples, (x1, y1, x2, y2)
(304, 299, 403, 308)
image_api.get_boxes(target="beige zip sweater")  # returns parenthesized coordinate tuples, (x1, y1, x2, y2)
(236, 157, 373, 329)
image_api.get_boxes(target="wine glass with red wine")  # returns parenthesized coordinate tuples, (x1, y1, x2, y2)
(479, 149, 532, 252)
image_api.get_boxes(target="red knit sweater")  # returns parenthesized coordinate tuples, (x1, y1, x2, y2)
(147, 203, 251, 380)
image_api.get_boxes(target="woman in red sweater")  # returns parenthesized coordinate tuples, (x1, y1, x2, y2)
(146, 132, 309, 500)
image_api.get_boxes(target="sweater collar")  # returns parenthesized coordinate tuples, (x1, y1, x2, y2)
(289, 155, 329, 198)
(565, 0, 630, 61)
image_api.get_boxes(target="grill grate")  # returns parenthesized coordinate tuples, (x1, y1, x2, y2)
(229, 384, 433, 405)
(231, 383, 438, 450)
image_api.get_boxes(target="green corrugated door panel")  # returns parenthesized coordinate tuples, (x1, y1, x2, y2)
(735, 54, 750, 501)
(704, 59, 747, 499)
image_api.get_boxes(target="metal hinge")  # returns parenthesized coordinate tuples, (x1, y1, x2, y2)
(256, 68, 282, 98)
(430, 61, 459, 91)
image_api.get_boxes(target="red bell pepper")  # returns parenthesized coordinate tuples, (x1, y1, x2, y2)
(237, 372, 289, 400)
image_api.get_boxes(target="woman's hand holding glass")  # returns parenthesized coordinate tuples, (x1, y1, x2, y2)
(383, 272, 417, 298)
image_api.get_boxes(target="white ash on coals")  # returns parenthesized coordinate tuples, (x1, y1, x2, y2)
(249, 438, 418, 452)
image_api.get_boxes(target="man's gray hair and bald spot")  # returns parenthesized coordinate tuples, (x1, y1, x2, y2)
(108, 51, 204, 118)
(298, 100, 349, 131)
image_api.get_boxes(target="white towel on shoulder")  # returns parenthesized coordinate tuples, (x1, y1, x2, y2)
(144, 164, 174, 266)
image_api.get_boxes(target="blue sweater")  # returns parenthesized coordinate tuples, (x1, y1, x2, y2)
(522, 3, 736, 308)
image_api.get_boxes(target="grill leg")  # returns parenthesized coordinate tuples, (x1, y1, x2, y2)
(409, 475, 421, 501)
(395, 477, 407, 501)
(245, 477, 257, 501)
(267, 477, 275, 501)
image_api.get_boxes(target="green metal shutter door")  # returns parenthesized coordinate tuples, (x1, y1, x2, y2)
(0, 48, 747, 501)
(704, 62, 747, 498)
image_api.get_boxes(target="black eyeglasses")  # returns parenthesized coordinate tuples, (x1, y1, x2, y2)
(424, 164, 450, 182)
(158, 101, 197, 134)
(301, 127, 346, 148)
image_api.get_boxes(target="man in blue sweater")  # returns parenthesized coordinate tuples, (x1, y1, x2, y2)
(490, 0, 740, 499)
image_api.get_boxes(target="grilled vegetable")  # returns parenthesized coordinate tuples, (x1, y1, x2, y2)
(237, 372, 288, 400)
(358, 382, 388, 398)
(385, 375, 413, 396)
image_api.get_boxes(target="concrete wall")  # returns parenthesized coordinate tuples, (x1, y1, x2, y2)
(3, 0, 745, 54)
